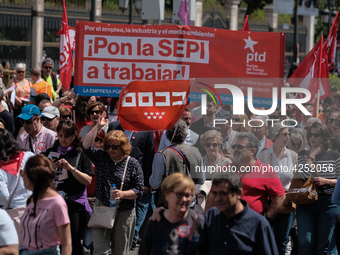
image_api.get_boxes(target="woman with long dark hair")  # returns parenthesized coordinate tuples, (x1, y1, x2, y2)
(45, 120, 94, 255)
(20, 154, 71, 255)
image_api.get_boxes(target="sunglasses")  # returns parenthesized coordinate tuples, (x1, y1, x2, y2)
(206, 142, 219, 148)
(231, 144, 250, 150)
(308, 133, 321, 138)
(105, 144, 120, 150)
(95, 137, 103, 142)
(90, 110, 102, 115)
(16, 71, 25, 74)
(62, 115, 72, 120)
(292, 142, 302, 147)
(44, 66, 52, 70)
(40, 116, 56, 122)
(182, 117, 191, 121)
(172, 191, 192, 199)
(20, 117, 37, 125)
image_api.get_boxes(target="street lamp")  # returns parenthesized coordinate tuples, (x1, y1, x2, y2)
(320, 0, 337, 32)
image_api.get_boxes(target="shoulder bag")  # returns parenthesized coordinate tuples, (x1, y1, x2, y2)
(88, 156, 130, 229)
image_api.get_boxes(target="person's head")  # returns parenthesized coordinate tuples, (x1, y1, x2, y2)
(17, 104, 42, 136)
(200, 129, 223, 157)
(165, 119, 188, 144)
(286, 104, 296, 118)
(250, 116, 267, 141)
(2, 61, 10, 69)
(161, 172, 195, 212)
(38, 99, 52, 111)
(181, 107, 192, 128)
(215, 110, 232, 132)
(268, 123, 289, 147)
(287, 128, 308, 153)
(94, 129, 105, 149)
(232, 133, 258, 164)
(41, 58, 54, 77)
(328, 111, 340, 132)
(56, 120, 81, 150)
(22, 154, 55, 217)
(211, 172, 243, 217)
(205, 96, 218, 117)
(34, 93, 52, 107)
(323, 97, 335, 109)
(232, 114, 250, 133)
(0, 129, 20, 160)
(302, 103, 313, 122)
(305, 117, 322, 132)
(104, 130, 131, 161)
(59, 106, 73, 121)
(323, 106, 337, 126)
(307, 122, 331, 151)
(41, 106, 60, 131)
(30, 68, 41, 84)
(86, 102, 107, 124)
(88, 96, 97, 105)
(15, 63, 26, 81)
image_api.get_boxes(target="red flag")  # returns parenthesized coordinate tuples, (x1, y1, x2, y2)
(178, 0, 190, 26)
(118, 80, 190, 131)
(56, 0, 73, 90)
(288, 38, 331, 103)
(323, 12, 338, 70)
(242, 15, 250, 31)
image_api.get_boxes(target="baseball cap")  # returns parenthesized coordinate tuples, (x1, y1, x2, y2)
(42, 106, 60, 119)
(17, 104, 44, 120)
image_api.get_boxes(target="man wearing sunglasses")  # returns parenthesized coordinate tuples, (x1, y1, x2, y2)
(41, 58, 62, 101)
(41, 106, 60, 132)
(17, 104, 57, 154)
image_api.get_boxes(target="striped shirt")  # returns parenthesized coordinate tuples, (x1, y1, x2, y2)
(17, 125, 57, 154)
(298, 149, 340, 195)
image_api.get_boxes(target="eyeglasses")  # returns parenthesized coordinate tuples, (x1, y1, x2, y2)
(206, 143, 219, 148)
(280, 132, 289, 137)
(182, 117, 191, 121)
(40, 116, 56, 122)
(292, 142, 302, 147)
(20, 117, 37, 125)
(44, 66, 52, 70)
(231, 144, 250, 150)
(105, 144, 120, 150)
(90, 110, 102, 115)
(308, 133, 321, 138)
(16, 71, 25, 74)
(62, 115, 72, 120)
(171, 191, 192, 199)
(95, 137, 103, 142)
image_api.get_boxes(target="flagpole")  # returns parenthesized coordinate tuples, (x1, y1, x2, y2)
(316, 35, 323, 118)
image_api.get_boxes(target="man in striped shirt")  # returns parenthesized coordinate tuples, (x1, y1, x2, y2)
(17, 104, 57, 154)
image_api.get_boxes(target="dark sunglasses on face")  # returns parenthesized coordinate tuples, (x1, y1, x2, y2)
(105, 144, 120, 150)
(90, 110, 102, 115)
(231, 144, 249, 150)
(206, 143, 219, 148)
(292, 142, 302, 147)
(62, 115, 72, 119)
(40, 116, 56, 122)
(16, 71, 25, 74)
(44, 66, 52, 70)
(308, 133, 321, 138)
(172, 191, 192, 199)
(20, 117, 37, 125)
(95, 137, 103, 142)
(182, 117, 191, 121)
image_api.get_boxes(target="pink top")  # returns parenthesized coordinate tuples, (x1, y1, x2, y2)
(17, 125, 57, 154)
(21, 194, 70, 251)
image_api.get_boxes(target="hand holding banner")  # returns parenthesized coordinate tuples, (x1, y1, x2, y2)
(118, 80, 190, 131)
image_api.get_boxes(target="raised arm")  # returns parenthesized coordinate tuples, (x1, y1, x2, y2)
(83, 112, 108, 149)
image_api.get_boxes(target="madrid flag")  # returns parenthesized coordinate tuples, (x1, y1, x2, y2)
(323, 12, 339, 70)
(57, 0, 73, 90)
(118, 80, 190, 131)
(288, 38, 331, 102)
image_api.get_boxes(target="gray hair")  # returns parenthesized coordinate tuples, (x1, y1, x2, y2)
(251, 115, 268, 127)
(236, 132, 259, 155)
(212, 172, 242, 195)
(42, 57, 54, 68)
(287, 128, 308, 152)
(268, 123, 287, 142)
(166, 119, 188, 144)
(200, 129, 223, 147)
(15, 63, 26, 71)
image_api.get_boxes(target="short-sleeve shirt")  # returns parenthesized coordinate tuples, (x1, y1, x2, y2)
(21, 195, 70, 251)
(0, 209, 18, 246)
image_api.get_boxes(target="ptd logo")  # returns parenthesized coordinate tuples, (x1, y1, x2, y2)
(244, 36, 266, 64)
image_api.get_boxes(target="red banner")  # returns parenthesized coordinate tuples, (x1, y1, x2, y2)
(118, 80, 190, 131)
(74, 21, 285, 105)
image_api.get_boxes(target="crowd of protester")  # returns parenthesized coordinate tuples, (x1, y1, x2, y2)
(2, 58, 340, 255)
